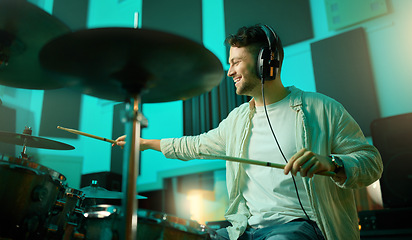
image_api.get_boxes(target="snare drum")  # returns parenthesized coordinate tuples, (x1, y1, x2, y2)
(0, 157, 66, 239)
(137, 209, 212, 240)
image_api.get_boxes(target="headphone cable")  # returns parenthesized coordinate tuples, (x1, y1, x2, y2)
(261, 82, 322, 240)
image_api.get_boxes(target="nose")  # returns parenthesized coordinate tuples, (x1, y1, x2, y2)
(227, 65, 235, 77)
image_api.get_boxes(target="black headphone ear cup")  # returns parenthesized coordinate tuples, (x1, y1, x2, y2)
(258, 24, 280, 82)
(256, 48, 264, 79)
(257, 47, 273, 81)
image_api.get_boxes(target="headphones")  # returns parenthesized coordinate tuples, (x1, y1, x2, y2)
(256, 24, 280, 82)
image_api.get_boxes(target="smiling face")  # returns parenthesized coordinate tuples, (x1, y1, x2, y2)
(227, 46, 261, 97)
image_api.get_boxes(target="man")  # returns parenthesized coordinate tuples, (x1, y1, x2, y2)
(115, 24, 383, 239)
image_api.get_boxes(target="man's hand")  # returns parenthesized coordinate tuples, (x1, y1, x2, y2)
(112, 135, 126, 148)
(284, 148, 335, 178)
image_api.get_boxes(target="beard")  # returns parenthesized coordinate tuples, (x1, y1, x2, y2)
(235, 76, 261, 96)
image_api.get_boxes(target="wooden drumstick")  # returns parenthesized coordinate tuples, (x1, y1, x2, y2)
(57, 126, 117, 144)
(199, 153, 336, 177)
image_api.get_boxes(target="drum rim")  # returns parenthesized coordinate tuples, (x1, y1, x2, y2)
(0, 156, 67, 183)
(65, 187, 85, 198)
(84, 204, 120, 218)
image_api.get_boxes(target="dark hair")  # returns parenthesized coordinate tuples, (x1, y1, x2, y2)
(225, 24, 284, 66)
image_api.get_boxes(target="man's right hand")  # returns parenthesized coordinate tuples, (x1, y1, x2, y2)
(112, 135, 126, 148)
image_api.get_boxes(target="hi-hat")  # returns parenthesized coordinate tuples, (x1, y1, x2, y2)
(39, 27, 224, 103)
(0, 131, 74, 150)
(81, 185, 146, 200)
(0, 0, 71, 89)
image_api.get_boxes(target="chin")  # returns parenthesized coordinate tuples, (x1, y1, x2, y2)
(236, 85, 254, 96)
(235, 88, 243, 95)
(235, 90, 248, 96)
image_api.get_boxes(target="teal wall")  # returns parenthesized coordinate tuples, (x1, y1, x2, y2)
(1, 0, 412, 190)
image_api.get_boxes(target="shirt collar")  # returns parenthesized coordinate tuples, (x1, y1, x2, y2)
(247, 86, 302, 110)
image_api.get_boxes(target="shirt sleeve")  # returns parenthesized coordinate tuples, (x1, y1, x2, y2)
(330, 103, 383, 189)
(160, 116, 228, 161)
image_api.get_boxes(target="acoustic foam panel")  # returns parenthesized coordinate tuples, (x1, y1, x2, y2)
(53, 0, 89, 31)
(110, 102, 125, 174)
(110, 102, 142, 175)
(39, 0, 87, 138)
(0, 105, 16, 156)
(39, 88, 81, 138)
(371, 113, 412, 208)
(311, 28, 380, 137)
(224, 0, 313, 47)
(142, 0, 202, 43)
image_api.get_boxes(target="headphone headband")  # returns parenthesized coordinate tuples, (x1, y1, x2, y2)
(259, 24, 277, 53)
(256, 24, 280, 82)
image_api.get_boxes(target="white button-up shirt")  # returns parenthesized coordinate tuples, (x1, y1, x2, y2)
(161, 86, 383, 240)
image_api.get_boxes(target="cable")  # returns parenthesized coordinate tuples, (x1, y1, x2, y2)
(261, 83, 323, 240)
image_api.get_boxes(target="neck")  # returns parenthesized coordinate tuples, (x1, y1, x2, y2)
(253, 79, 289, 107)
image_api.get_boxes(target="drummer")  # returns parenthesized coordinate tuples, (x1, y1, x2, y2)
(114, 24, 382, 240)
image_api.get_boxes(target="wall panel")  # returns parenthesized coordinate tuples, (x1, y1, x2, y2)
(311, 28, 380, 136)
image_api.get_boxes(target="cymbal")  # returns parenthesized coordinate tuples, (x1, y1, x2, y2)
(0, 0, 71, 89)
(0, 131, 74, 150)
(39, 27, 224, 103)
(81, 185, 147, 200)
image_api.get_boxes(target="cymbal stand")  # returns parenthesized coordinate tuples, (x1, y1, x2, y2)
(109, 61, 148, 239)
(121, 93, 147, 240)
(20, 127, 32, 159)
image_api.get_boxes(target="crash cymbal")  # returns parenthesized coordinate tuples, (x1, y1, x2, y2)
(39, 27, 224, 103)
(81, 185, 146, 200)
(0, 0, 71, 89)
(0, 131, 74, 150)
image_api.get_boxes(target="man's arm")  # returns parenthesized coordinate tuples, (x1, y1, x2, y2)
(113, 135, 161, 152)
(140, 138, 161, 151)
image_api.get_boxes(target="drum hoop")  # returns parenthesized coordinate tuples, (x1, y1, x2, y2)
(49, 168, 67, 183)
(0, 157, 67, 183)
(65, 187, 84, 198)
(1, 157, 45, 175)
(84, 204, 120, 218)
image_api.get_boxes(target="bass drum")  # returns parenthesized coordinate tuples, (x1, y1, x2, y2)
(0, 156, 66, 239)
(137, 209, 213, 240)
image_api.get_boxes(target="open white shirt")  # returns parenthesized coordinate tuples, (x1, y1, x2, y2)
(161, 86, 383, 240)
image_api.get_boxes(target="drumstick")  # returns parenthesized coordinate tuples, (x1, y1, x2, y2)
(199, 153, 335, 177)
(57, 126, 117, 144)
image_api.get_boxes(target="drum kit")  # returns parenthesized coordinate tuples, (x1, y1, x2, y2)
(0, 0, 223, 239)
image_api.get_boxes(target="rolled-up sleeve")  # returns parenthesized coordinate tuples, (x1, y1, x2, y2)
(160, 115, 230, 161)
(331, 103, 383, 189)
